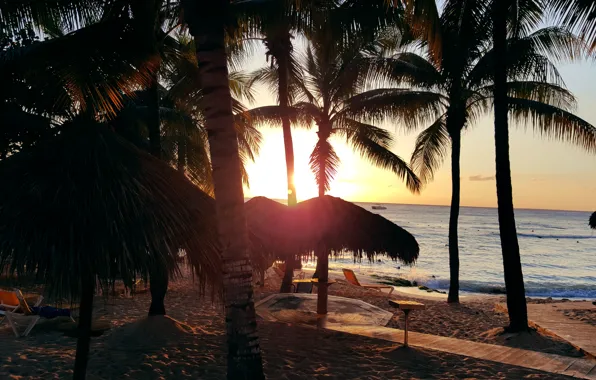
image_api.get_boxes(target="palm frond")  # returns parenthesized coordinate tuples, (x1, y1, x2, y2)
(229, 71, 257, 104)
(508, 97, 596, 153)
(467, 27, 584, 89)
(241, 105, 313, 128)
(400, 0, 442, 61)
(0, 0, 103, 31)
(341, 88, 447, 131)
(248, 66, 279, 97)
(309, 138, 340, 194)
(184, 129, 214, 195)
(546, 0, 596, 49)
(410, 115, 449, 184)
(506, 0, 545, 38)
(235, 114, 263, 162)
(336, 119, 422, 192)
(367, 52, 442, 89)
(523, 27, 587, 62)
(239, 148, 252, 188)
(333, 119, 394, 149)
(1, 17, 160, 117)
(476, 81, 577, 111)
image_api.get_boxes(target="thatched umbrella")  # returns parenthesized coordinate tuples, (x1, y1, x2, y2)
(244, 196, 419, 313)
(245, 197, 305, 291)
(590, 211, 596, 229)
(0, 120, 220, 379)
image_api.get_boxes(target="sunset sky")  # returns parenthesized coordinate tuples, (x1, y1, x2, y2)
(241, 47, 596, 212)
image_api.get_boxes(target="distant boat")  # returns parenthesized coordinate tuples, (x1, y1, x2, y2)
(372, 204, 387, 210)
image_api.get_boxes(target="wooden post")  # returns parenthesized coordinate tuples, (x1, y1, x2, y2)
(403, 310, 411, 347)
(316, 247, 329, 315)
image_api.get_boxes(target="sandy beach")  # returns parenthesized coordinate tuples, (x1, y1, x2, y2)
(258, 268, 584, 357)
(0, 268, 583, 379)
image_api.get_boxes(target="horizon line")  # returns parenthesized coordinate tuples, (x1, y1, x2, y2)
(243, 196, 592, 213)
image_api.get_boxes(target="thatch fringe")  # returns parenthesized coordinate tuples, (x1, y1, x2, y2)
(0, 120, 221, 300)
(245, 196, 419, 265)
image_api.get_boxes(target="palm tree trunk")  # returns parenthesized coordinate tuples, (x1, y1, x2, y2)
(72, 278, 95, 380)
(493, 0, 528, 332)
(445, 97, 465, 304)
(278, 43, 299, 292)
(447, 129, 461, 304)
(184, 1, 264, 377)
(278, 47, 297, 207)
(315, 136, 329, 315)
(146, 70, 170, 317)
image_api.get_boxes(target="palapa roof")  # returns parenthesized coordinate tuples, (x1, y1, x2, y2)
(245, 197, 303, 257)
(0, 120, 220, 299)
(244, 196, 419, 264)
(590, 211, 596, 230)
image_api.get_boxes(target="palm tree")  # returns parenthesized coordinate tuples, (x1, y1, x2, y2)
(181, 0, 265, 378)
(249, 0, 411, 292)
(362, 0, 596, 305)
(250, 27, 421, 313)
(489, 0, 595, 331)
(490, 0, 528, 332)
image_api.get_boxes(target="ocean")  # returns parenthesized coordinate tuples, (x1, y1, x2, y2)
(301, 203, 596, 299)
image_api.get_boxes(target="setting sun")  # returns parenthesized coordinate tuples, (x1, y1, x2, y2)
(244, 129, 367, 201)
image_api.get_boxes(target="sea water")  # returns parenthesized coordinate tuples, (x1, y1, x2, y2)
(302, 203, 596, 299)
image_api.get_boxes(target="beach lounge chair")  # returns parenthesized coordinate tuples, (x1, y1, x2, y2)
(0, 289, 44, 337)
(342, 269, 394, 295)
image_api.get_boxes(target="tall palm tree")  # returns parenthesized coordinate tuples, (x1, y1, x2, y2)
(181, 0, 265, 378)
(489, 0, 594, 331)
(361, 0, 596, 305)
(258, 5, 301, 207)
(491, 0, 528, 332)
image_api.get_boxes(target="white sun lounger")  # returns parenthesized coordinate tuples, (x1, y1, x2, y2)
(0, 289, 44, 337)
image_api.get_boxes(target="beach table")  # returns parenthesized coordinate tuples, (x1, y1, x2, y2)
(292, 279, 337, 294)
(389, 300, 425, 347)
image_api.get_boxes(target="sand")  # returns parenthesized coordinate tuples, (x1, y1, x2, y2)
(257, 270, 585, 358)
(0, 269, 580, 379)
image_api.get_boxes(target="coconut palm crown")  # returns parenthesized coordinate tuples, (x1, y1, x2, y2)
(248, 27, 422, 196)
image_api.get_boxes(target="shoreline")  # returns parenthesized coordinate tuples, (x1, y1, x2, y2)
(299, 267, 596, 302)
